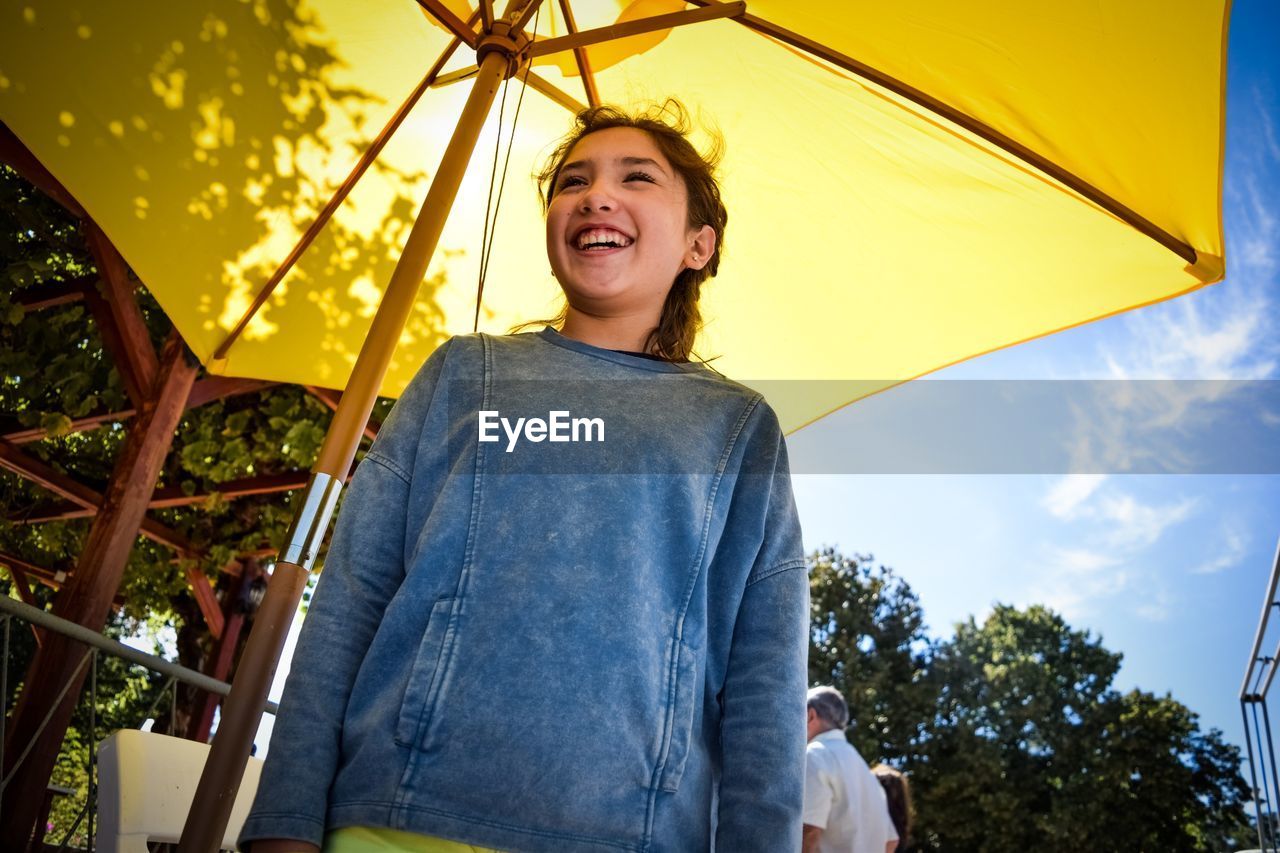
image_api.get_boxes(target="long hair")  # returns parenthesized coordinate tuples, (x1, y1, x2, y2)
(513, 99, 727, 363)
(872, 764, 912, 852)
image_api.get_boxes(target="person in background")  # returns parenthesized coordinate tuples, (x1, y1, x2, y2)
(802, 687, 898, 853)
(870, 764, 912, 853)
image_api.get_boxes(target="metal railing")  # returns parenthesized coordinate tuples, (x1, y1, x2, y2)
(1242, 535, 1280, 853)
(0, 594, 278, 851)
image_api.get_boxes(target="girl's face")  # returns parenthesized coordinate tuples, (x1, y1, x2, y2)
(546, 127, 713, 320)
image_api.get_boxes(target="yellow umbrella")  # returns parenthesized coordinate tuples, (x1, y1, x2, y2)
(0, 1, 1229, 847)
(0, 0, 1225, 431)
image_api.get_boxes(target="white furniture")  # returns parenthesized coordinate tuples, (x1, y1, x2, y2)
(97, 729, 264, 853)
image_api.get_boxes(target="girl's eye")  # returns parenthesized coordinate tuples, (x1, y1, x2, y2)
(555, 171, 654, 193)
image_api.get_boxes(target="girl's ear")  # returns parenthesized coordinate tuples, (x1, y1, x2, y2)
(684, 224, 717, 271)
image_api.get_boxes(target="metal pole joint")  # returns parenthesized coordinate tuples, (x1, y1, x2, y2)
(279, 472, 343, 570)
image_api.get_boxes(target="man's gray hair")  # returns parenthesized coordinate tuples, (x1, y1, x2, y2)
(807, 686, 850, 730)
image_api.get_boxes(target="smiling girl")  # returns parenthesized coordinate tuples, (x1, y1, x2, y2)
(241, 101, 808, 853)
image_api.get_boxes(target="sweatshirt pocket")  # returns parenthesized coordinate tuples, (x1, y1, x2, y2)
(658, 639, 699, 793)
(395, 596, 455, 748)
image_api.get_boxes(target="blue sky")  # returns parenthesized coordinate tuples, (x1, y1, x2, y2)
(790, 0, 1280, 755)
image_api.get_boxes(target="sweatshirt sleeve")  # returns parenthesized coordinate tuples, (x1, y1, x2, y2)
(715, 400, 809, 852)
(238, 338, 453, 848)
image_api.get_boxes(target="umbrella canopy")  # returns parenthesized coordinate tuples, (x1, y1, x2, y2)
(0, 1, 1227, 432)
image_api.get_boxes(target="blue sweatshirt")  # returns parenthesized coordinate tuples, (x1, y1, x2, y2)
(240, 327, 809, 852)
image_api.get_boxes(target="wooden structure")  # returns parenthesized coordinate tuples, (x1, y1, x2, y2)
(0, 125, 378, 850)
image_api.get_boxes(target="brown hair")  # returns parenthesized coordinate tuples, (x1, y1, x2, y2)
(872, 764, 912, 852)
(513, 99, 727, 363)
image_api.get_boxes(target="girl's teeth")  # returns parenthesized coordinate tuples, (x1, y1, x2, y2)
(575, 229, 632, 249)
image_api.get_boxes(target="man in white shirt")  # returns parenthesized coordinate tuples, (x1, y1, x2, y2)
(802, 686, 899, 853)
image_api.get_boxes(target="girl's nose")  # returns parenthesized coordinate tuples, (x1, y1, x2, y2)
(579, 187, 614, 214)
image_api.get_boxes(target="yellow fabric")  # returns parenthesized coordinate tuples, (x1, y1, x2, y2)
(0, 2, 1229, 432)
(324, 826, 499, 853)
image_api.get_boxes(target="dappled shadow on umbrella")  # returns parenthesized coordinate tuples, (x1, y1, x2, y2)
(1, 0, 449, 380)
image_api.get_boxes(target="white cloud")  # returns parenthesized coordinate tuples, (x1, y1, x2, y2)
(1096, 492, 1197, 550)
(1027, 546, 1128, 621)
(1254, 84, 1280, 173)
(1043, 474, 1108, 519)
(1031, 478, 1198, 621)
(1191, 525, 1249, 575)
(1101, 291, 1275, 381)
(1050, 547, 1121, 575)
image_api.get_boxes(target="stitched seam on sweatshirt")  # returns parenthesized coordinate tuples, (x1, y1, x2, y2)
(642, 392, 762, 844)
(415, 333, 491, 749)
(364, 450, 411, 485)
(746, 558, 807, 588)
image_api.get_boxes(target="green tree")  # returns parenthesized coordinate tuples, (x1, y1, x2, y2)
(807, 547, 935, 765)
(911, 604, 1252, 853)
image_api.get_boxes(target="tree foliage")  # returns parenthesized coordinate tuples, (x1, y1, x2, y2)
(808, 546, 936, 764)
(808, 550, 1254, 852)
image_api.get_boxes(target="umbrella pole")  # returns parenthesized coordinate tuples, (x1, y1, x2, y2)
(178, 33, 524, 853)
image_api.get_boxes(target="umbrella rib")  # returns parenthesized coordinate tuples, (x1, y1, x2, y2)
(690, 0, 1199, 267)
(213, 14, 480, 362)
(431, 66, 481, 88)
(558, 0, 600, 108)
(413, 0, 480, 49)
(525, 71, 588, 114)
(511, 0, 546, 35)
(527, 2, 746, 57)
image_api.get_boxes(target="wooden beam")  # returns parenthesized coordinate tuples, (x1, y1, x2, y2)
(3, 377, 275, 445)
(2, 559, 49, 647)
(184, 377, 277, 410)
(151, 470, 309, 507)
(0, 561, 45, 646)
(2, 408, 135, 444)
(1, 332, 197, 847)
(0, 552, 126, 608)
(0, 121, 86, 218)
(11, 471, 311, 523)
(82, 222, 160, 406)
(2, 562, 39, 607)
(528, 3, 745, 58)
(186, 564, 224, 640)
(0, 438, 196, 554)
(0, 550, 68, 583)
(14, 275, 93, 311)
(191, 562, 258, 742)
(305, 386, 380, 441)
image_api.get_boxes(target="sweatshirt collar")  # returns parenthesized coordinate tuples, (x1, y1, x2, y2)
(535, 326, 709, 375)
